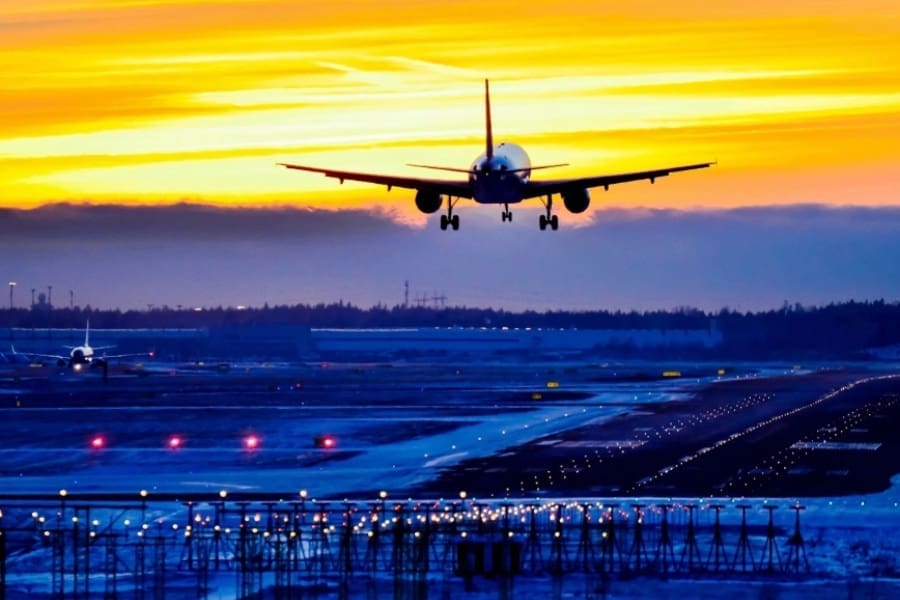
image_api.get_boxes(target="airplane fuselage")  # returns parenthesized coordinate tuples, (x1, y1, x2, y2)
(70, 345, 95, 365)
(469, 142, 531, 204)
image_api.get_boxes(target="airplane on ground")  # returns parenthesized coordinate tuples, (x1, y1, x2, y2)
(279, 80, 714, 230)
(11, 321, 145, 371)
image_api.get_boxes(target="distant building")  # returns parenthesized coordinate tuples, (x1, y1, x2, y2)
(311, 326, 722, 360)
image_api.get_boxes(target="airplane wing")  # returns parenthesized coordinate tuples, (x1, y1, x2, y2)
(522, 162, 714, 198)
(278, 163, 474, 199)
(10, 346, 66, 361)
(100, 352, 150, 360)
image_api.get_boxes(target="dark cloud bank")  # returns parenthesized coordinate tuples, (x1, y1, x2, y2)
(2, 203, 898, 311)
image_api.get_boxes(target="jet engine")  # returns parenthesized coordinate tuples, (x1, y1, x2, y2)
(415, 190, 442, 214)
(562, 188, 590, 214)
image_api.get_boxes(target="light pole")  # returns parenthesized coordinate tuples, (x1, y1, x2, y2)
(8, 281, 15, 310)
(47, 285, 53, 341)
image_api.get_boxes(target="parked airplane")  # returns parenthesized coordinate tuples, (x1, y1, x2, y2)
(11, 321, 144, 370)
(279, 80, 713, 230)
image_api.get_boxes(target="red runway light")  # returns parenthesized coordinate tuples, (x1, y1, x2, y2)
(244, 435, 259, 450)
(323, 437, 335, 448)
(90, 436, 105, 449)
(168, 435, 183, 449)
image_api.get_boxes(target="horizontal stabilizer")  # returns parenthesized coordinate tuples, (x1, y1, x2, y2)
(407, 163, 569, 175)
(510, 163, 569, 173)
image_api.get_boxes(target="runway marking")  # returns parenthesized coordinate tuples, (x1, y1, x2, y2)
(556, 440, 647, 449)
(791, 441, 881, 451)
(179, 481, 258, 490)
(424, 452, 469, 468)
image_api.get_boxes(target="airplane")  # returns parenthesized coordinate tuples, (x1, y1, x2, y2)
(11, 320, 145, 371)
(279, 79, 714, 231)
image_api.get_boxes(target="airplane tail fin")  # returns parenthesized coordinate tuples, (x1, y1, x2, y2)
(85, 320, 90, 347)
(484, 79, 493, 160)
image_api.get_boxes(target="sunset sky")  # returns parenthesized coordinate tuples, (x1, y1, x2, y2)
(2, 0, 899, 222)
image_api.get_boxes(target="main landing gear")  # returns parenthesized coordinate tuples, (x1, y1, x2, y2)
(440, 214, 459, 230)
(539, 195, 558, 231)
(501, 203, 512, 222)
(440, 197, 460, 231)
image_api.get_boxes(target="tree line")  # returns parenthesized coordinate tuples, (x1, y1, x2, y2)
(5, 299, 900, 359)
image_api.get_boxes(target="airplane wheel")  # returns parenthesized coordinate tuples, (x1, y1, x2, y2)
(501, 212, 506, 222)
(539, 214, 547, 230)
(440, 215, 448, 230)
(550, 215, 559, 230)
(451, 215, 460, 230)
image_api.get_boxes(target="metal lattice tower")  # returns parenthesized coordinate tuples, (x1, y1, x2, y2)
(706, 504, 727, 572)
(758, 505, 782, 573)
(654, 504, 676, 574)
(679, 504, 702, 572)
(627, 504, 649, 573)
(521, 503, 543, 574)
(784, 504, 809, 574)
(601, 504, 622, 573)
(732, 503, 755, 572)
(572, 503, 597, 573)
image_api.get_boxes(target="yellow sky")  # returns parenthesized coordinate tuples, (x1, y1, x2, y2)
(1, 0, 899, 219)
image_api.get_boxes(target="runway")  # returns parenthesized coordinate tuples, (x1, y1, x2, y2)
(1, 361, 897, 500)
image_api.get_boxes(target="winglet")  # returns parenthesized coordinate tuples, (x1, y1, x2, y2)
(484, 79, 493, 160)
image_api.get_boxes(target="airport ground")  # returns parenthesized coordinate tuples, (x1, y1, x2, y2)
(0, 360, 898, 500)
(2, 359, 900, 598)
